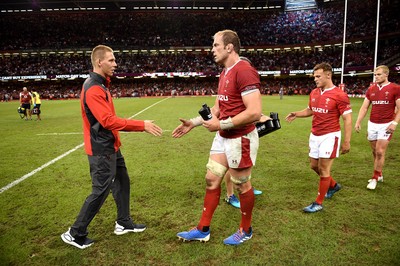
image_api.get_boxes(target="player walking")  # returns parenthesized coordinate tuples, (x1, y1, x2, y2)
(355, 65, 400, 190)
(286, 62, 352, 213)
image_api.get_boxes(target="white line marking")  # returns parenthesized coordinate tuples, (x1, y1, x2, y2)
(37, 132, 82, 136)
(1, 97, 169, 194)
(0, 143, 83, 194)
(37, 130, 171, 136)
(128, 97, 169, 119)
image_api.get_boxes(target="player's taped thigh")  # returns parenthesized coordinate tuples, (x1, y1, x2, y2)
(230, 174, 252, 185)
(206, 158, 228, 178)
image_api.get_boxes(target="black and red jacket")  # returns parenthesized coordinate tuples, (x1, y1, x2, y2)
(80, 72, 144, 156)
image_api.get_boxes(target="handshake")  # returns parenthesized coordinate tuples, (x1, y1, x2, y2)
(256, 112, 281, 137)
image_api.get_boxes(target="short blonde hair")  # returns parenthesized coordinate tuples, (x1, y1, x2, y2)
(91, 45, 113, 67)
(375, 65, 389, 75)
(214, 30, 241, 54)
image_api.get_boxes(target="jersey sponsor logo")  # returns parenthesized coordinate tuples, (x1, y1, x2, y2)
(311, 107, 328, 113)
(218, 95, 229, 101)
(371, 100, 390, 105)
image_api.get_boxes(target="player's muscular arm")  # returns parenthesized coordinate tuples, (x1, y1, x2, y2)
(203, 90, 261, 132)
(355, 98, 370, 132)
(210, 98, 220, 118)
(341, 113, 352, 154)
(386, 99, 400, 134)
(231, 90, 262, 127)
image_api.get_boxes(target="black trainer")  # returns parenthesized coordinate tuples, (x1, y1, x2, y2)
(61, 228, 94, 249)
(114, 221, 146, 235)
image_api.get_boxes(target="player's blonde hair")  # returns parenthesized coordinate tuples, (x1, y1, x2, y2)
(375, 65, 389, 75)
(214, 30, 241, 54)
(91, 45, 113, 68)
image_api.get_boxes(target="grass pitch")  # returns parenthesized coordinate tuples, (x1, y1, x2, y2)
(0, 95, 399, 265)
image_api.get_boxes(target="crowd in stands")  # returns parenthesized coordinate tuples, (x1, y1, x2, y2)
(1, 39, 399, 76)
(0, 0, 399, 100)
(0, 0, 398, 50)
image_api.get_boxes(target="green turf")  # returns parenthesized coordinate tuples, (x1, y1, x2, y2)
(0, 95, 399, 265)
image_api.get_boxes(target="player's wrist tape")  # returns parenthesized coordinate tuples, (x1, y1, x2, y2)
(392, 121, 398, 126)
(220, 117, 234, 130)
(190, 116, 203, 127)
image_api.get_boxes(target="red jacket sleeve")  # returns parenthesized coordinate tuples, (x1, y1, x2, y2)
(85, 86, 145, 132)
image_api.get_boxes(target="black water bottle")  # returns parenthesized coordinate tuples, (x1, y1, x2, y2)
(199, 104, 212, 121)
(270, 112, 281, 129)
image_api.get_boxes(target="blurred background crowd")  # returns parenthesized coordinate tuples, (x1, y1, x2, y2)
(1, 0, 399, 100)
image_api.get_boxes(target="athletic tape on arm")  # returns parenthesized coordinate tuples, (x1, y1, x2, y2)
(190, 116, 203, 127)
(220, 117, 234, 130)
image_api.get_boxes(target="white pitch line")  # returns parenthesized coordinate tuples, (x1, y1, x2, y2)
(38, 130, 171, 136)
(0, 143, 84, 194)
(37, 132, 82, 136)
(1, 97, 169, 194)
(128, 97, 170, 119)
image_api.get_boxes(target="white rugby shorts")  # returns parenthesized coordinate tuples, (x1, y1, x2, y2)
(367, 120, 392, 141)
(210, 128, 259, 169)
(309, 131, 341, 159)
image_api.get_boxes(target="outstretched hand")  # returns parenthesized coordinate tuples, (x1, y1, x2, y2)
(285, 112, 296, 123)
(144, 120, 163, 136)
(172, 118, 194, 138)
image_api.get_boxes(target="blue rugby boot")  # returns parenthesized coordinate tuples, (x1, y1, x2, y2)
(223, 228, 252, 245)
(177, 227, 210, 242)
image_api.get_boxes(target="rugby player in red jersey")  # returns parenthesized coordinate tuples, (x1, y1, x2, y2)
(173, 30, 262, 245)
(355, 65, 400, 190)
(286, 62, 352, 213)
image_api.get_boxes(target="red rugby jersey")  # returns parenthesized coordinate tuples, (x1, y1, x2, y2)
(308, 86, 352, 136)
(217, 60, 260, 138)
(366, 82, 400, 124)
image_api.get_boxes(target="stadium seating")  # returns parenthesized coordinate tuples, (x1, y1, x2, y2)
(0, 0, 399, 99)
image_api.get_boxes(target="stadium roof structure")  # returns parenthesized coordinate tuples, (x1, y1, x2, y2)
(0, 0, 289, 11)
